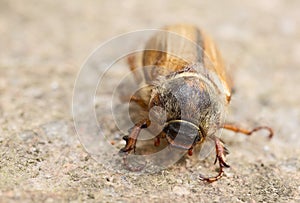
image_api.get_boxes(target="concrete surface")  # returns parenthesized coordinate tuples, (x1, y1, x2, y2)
(0, 0, 300, 202)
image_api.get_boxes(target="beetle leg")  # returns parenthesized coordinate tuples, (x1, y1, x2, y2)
(199, 137, 230, 183)
(154, 131, 167, 147)
(188, 147, 193, 156)
(119, 95, 148, 110)
(119, 119, 149, 153)
(154, 136, 161, 147)
(119, 119, 150, 171)
(221, 124, 273, 139)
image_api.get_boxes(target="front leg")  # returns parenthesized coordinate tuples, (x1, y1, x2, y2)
(199, 137, 230, 183)
(119, 119, 150, 171)
(119, 119, 150, 154)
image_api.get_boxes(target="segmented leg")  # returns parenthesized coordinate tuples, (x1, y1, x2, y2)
(119, 94, 148, 110)
(188, 147, 194, 156)
(199, 137, 230, 183)
(222, 124, 273, 139)
(120, 119, 149, 153)
(154, 136, 161, 147)
(119, 119, 150, 171)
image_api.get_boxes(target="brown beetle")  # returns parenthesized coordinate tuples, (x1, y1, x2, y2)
(119, 24, 273, 182)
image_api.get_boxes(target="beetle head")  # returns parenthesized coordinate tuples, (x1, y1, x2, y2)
(149, 72, 223, 150)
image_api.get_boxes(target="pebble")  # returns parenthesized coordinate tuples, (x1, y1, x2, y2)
(41, 120, 71, 142)
(263, 145, 270, 152)
(18, 130, 37, 141)
(172, 186, 190, 196)
(51, 81, 59, 90)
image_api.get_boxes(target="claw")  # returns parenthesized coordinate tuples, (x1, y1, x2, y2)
(199, 167, 225, 183)
(123, 135, 129, 141)
(214, 155, 217, 165)
(199, 137, 230, 183)
(119, 135, 134, 153)
(119, 119, 150, 171)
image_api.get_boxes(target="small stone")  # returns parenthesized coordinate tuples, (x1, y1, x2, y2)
(172, 186, 190, 196)
(51, 81, 59, 90)
(41, 120, 72, 143)
(263, 145, 270, 151)
(25, 87, 43, 98)
(18, 130, 37, 141)
(176, 179, 183, 184)
(45, 198, 54, 203)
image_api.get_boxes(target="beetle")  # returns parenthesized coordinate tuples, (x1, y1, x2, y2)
(118, 24, 273, 182)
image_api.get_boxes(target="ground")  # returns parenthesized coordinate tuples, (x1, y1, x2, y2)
(0, 0, 300, 202)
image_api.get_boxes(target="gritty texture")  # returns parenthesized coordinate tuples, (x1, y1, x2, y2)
(0, 0, 300, 202)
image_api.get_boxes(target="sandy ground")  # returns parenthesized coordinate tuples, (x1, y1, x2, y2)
(1, 0, 300, 202)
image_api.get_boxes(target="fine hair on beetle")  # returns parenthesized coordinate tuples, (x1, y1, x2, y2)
(118, 24, 273, 182)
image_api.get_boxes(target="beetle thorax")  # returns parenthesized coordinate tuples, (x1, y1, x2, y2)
(149, 73, 224, 137)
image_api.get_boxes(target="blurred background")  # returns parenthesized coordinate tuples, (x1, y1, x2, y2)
(0, 0, 299, 202)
